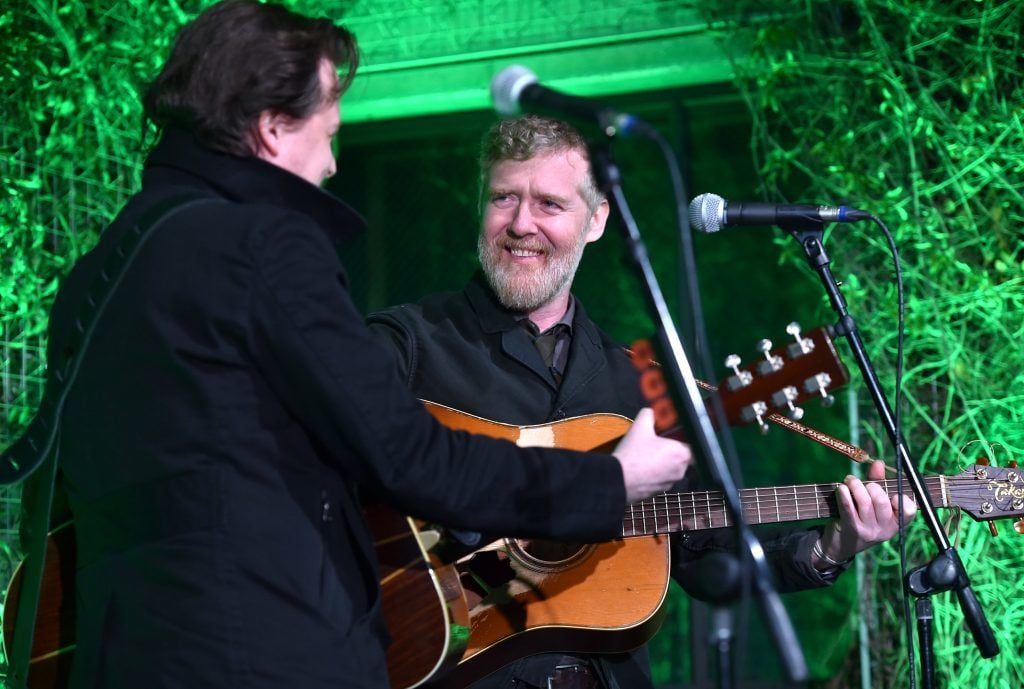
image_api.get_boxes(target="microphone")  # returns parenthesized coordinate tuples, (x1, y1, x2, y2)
(490, 65, 649, 137)
(689, 192, 870, 233)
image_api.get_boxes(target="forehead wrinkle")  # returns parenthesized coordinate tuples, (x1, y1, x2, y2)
(537, 190, 574, 206)
(487, 155, 587, 207)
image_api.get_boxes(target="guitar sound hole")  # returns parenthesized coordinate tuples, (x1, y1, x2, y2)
(508, 539, 592, 571)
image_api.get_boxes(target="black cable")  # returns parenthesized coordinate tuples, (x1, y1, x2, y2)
(866, 212, 915, 688)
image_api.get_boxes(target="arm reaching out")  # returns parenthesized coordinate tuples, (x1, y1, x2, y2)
(613, 407, 692, 503)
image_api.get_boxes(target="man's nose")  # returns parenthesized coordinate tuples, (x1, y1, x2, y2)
(508, 203, 536, 236)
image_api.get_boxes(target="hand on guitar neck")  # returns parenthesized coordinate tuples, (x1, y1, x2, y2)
(813, 459, 919, 570)
(613, 407, 693, 503)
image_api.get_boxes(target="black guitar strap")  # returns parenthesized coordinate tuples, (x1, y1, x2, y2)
(2, 192, 215, 688)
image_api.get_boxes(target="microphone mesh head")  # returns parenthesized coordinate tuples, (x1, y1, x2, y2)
(491, 65, 538, 116)
(688, 193, 725, 233)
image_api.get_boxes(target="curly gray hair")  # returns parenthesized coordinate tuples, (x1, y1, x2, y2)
(478, 115, 604, 213)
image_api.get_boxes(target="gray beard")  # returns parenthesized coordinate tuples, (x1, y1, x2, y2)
(477, 233, 587, 313)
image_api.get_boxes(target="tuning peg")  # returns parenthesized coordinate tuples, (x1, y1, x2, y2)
(999, 456, 1022, 534)
(803, 372, 835, 407)
(970, 462, 1003, 536)
(724, 354, 753, 391)
(971, 459, 1002, 536)
(755, 339, 783, 375)
(785, 322, 815, 358)
(740, 400, 770, 434)
(771, 385, 805, 420)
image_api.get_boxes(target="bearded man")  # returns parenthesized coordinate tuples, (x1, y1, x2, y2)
(367, 115, 911, 689)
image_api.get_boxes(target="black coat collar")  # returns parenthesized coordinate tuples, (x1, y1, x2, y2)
(465, 272, 602, 348)
(142, 127, 366, 244)
(463, 273, 608, 396)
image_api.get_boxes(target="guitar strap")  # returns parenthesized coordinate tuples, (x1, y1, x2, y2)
(2, 192, 215, 688)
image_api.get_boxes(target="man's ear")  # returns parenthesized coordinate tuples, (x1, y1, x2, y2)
(253, 110, 284, 160)
(584, 198, 610, 243)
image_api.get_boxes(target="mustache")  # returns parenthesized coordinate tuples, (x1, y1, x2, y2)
(497, 238, 549, 254)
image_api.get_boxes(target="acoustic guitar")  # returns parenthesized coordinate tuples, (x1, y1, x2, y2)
(8, 461, 1023, 688)
(0, 324, 851, 688)
(397, 414, 1024, 688)
(15, 326, 1019, 689)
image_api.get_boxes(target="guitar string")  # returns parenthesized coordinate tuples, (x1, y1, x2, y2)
(621, 485, 998, 519)
(619, 476, 1009, 500)
(619, 476, 1015, 531)
(626, 475, 995, 509)
(622, 504, 1007, 530)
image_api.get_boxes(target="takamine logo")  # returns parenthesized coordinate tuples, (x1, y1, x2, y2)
(960, 439, 1023, 506)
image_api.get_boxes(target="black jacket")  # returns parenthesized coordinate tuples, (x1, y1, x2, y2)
(368, 274, 647, 425)
(368, 277, 840, 689)
(48, 129, 628, 689)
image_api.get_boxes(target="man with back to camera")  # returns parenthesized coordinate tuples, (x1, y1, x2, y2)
(367, 115, 916, 689)
(23, 4, 692, 688)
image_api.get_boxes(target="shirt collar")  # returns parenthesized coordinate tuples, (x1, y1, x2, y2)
(515, 295, 576, 336)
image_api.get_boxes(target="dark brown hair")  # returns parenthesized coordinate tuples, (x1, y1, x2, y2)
(143, 0, 358, 157)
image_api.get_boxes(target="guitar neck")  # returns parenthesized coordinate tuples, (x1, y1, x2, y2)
(622, 476, 948, 536)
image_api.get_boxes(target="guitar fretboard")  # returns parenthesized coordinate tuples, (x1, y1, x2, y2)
(621, 476, 948, 537)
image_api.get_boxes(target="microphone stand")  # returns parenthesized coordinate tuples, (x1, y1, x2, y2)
(590, 143, 809, 684)
(781, 221, 999, 681)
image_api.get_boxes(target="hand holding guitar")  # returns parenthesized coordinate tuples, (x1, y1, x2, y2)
(813, 460, 918, 569)
(613, 407, 693, 503)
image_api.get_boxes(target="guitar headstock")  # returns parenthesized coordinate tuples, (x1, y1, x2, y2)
(951, 463, 1024, 524)
(716, 322, 849, 431)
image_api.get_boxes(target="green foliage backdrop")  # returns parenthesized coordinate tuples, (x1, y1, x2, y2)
(703, 1, 1024, 686)
(1, 0, 198, 591)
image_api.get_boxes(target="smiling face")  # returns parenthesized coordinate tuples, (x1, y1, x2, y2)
(478, 148, 608, 316)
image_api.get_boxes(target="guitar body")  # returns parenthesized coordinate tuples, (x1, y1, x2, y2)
(367, 504, 469, 689)
(419, 402, 671, 688)
(2, 521, 76, 689)
(3, 514, 468, 689)
(446, 535, 669, 687)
